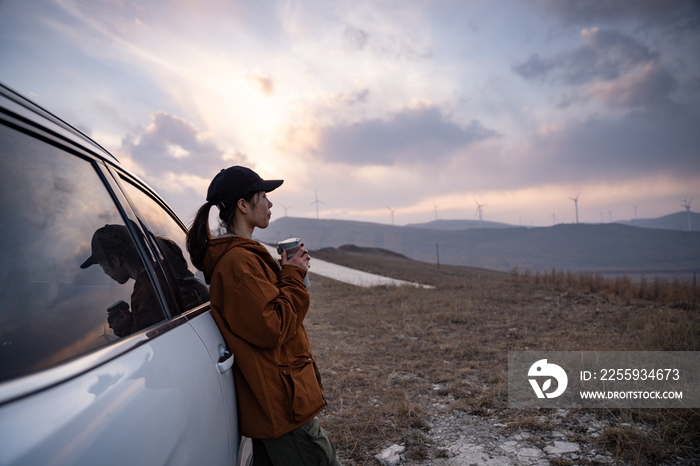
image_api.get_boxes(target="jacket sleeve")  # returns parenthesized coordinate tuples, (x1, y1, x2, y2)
(220, 256, 310, 349)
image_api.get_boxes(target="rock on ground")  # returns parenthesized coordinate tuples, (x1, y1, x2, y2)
(375, 444, 405, 466)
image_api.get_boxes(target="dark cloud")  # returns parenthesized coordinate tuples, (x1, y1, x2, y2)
(446, 107, 700, 196)
(513, 28, 683, 110)
(685, 75, 700, 97)
(343, 26, 368, 50)
(512, 54, 555, 80)
(317, 106, 497, 166)
(531, 0, 700, 32)
(514, 28, 657, 85)
(567, 29, 658, 84)
(590, 62, 678, 109)
(122, 111, 248, 178)
(529, 108, 700, 183)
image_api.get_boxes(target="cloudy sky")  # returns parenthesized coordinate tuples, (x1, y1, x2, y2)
(1, 0, 699, 227)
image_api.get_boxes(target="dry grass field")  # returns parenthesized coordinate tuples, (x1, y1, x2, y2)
(304, 245, 700, 465)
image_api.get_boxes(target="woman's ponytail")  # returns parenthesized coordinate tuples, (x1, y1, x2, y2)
(187, 202, 214, 272)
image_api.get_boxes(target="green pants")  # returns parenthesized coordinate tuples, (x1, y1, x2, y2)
(252, 419, 341, 466)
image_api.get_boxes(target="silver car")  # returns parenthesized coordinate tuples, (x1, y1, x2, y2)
(0, 83, 252, 465)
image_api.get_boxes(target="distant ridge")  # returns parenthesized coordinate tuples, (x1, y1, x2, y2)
(256, 216, 700, 275)
(616, 211, 699, 232)
(405, 219, 514, 230)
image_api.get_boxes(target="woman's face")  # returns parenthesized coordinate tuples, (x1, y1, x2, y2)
(98, 255, 131, 284)
(248, 191, 273, 229)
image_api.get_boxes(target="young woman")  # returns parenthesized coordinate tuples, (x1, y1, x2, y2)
(187, 166, 341, 466)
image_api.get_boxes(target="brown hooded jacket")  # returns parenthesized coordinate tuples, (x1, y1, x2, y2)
(203, 236, 325, 439)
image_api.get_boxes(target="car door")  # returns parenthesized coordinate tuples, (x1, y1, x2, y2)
(0, 89, 238, 465)
(111, 167, 241, 462)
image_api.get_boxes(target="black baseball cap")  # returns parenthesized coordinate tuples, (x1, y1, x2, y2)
(80, 224, 135, 269)
(206, 166, 283, 210)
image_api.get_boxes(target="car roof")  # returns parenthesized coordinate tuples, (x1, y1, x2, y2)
(0, 82, 172, 214)
(0, 82, 119, 164)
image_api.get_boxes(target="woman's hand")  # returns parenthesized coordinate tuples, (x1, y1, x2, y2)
(280, 244, 311, 273)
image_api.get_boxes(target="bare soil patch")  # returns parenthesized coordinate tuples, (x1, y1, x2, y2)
(305, 246, 700, 465)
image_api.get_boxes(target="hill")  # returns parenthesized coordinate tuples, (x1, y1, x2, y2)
(404, 219, 515, 230)
(255, 216, 700, 275)
(616, 210, 699, 231)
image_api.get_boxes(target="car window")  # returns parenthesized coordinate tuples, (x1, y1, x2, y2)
(118, 177, 209, 312)
(0, 125, 166, 383)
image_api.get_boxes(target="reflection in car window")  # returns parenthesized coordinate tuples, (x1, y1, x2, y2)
(119, 178, 209, 312)
(80, 222, 166, 337)
(0, 126, 166, 382)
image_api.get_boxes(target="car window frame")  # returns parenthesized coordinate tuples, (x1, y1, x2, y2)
(98, 163, 181, 320)
(105, 166, 212, 319)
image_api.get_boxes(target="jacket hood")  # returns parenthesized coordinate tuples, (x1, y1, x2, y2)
(203, 236, 276, 284)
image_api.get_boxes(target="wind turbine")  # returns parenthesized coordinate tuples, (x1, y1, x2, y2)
(474, 198, 487, 228)
(279, 203, 293, 217)
(599, 209, 604, 223)
(432, 202, 438, 221)
(631, 204, 639, 225)
(550, 211, 556, 225)
(682, 197, 692, 231)
(608, 206, 612, 223)
(386, 206, 397, 225)
(568, 192, 580, 224)
(309, 191, 325, 220)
